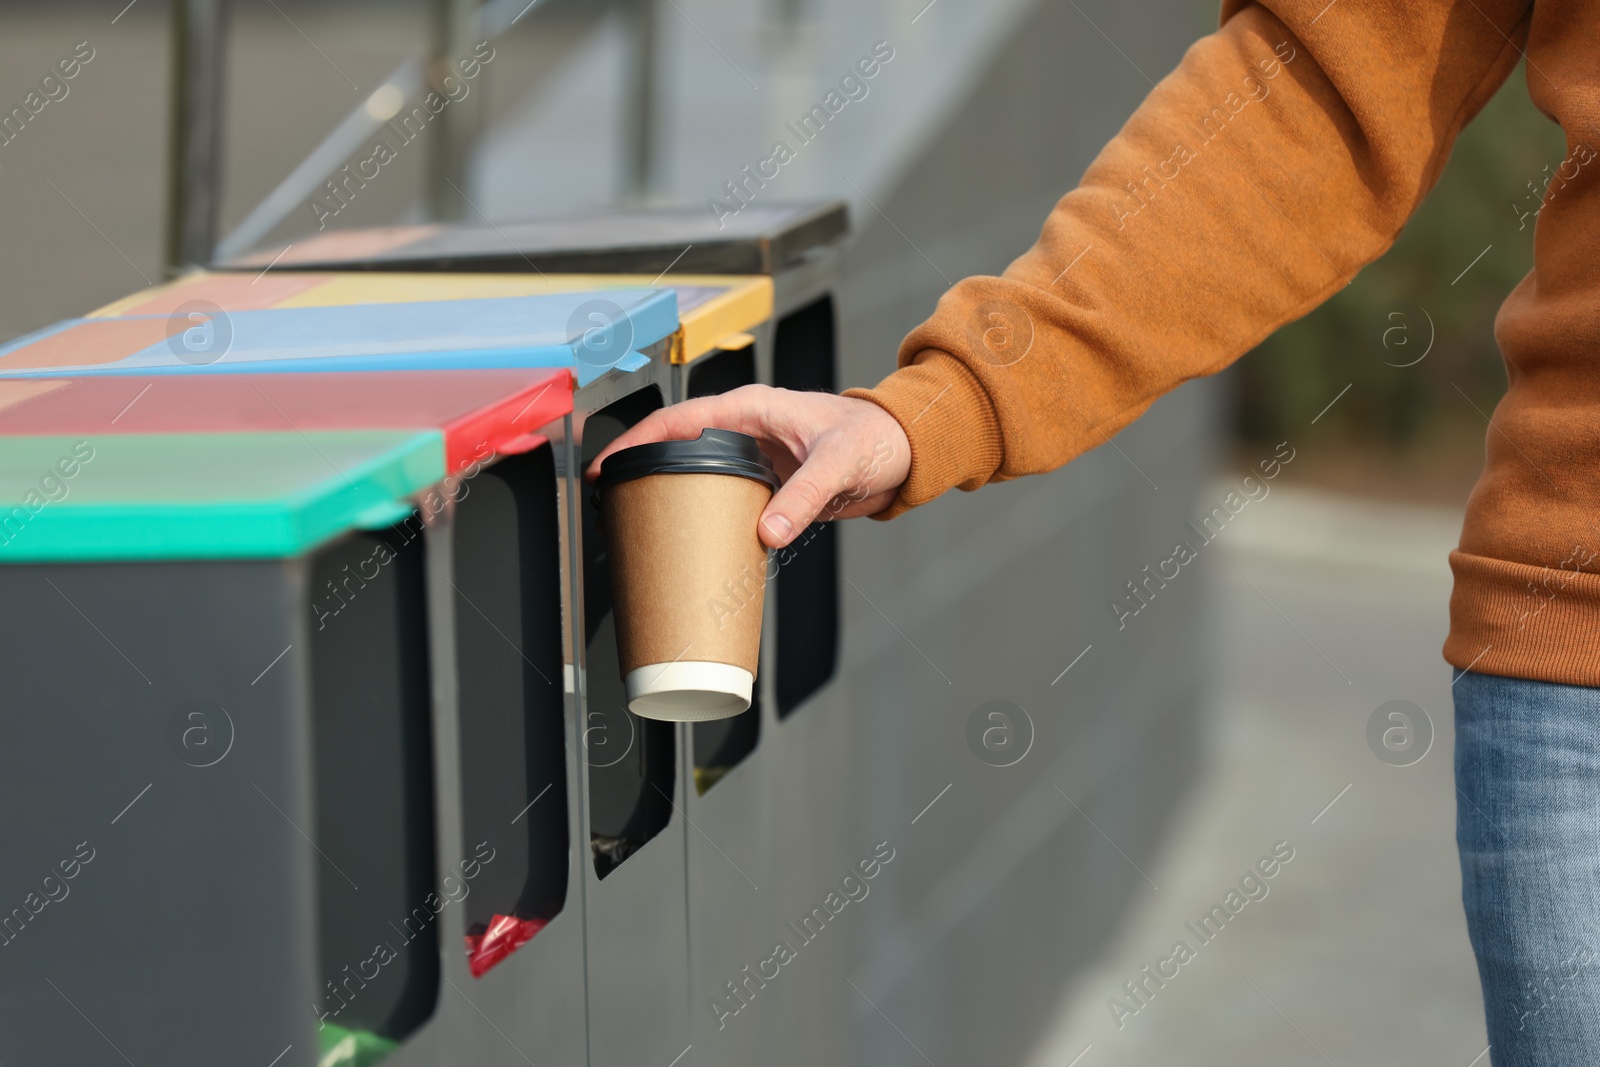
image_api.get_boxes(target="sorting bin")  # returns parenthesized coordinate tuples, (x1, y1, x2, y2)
(0, 430, 444, 1067)
(0, 367, 599, 1066)
(225, 203, 851, 1067)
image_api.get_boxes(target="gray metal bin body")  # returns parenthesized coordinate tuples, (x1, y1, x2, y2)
(388, 440, 591, 1067)
(0, 529, 439, 1067)
(685, 242, 856, 1067)
(566, 367, 695, 1067)
(389, 354, 688, 1067)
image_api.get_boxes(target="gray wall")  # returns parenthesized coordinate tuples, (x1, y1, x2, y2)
(832, 0, 1221, 1061)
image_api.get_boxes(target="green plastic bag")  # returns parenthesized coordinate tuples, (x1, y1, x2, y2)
(318, 1022, 399, 1067)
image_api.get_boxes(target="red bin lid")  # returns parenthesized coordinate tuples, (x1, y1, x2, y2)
(0, 368, 572, 476)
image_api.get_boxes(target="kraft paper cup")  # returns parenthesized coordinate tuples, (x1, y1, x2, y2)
(596, 429, 779, 722)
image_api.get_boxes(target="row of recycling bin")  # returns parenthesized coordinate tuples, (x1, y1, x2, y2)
(0, 204, 851, 1066)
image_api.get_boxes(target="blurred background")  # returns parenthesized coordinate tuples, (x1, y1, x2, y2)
(0, 0, 1561, 1063)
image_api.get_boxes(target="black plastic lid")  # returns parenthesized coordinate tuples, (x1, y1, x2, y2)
(596, 428, 780, 493)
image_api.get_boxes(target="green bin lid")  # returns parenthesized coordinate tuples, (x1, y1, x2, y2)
(0, 431, 444, 563)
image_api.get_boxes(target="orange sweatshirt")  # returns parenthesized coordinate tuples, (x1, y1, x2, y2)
(846, 0, 1600, 688)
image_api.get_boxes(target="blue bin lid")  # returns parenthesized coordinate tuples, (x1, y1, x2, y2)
(0, 288, 677, 388)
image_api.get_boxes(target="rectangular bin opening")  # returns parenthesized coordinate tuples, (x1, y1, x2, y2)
(452, 443, 571, 976)
(308, 516, 439, 1053)
(686, 343, 757, 400)
(580, 385, 677, 879)
(772, 295, 840, 717)
(686, 345, 763, 793)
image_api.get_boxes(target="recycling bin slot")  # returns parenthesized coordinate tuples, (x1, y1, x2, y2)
(771, 295, 840, 717)
(308, 517, 439, 1046)
(451, 442, 571, 975)
(685, 345, 764, 793)
(579, 385, 676, 879)
(686, 343, 758, 399)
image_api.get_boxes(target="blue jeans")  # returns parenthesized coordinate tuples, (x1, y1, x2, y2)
(1456, 670, 1600, 1065)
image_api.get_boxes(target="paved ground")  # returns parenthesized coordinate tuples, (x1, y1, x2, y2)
(1024, 482, 1490, 1067)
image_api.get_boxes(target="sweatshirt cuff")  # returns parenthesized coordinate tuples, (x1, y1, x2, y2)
(841, 349, 1004, 520)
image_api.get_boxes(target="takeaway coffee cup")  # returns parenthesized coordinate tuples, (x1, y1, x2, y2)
(596, 428, 780, 721)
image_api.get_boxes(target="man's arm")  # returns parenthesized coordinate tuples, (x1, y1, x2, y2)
(593, 0, 1532, 546)
(847, 0, 1531, 517)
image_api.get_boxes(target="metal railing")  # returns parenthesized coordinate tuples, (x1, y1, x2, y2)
(164, 0, 659, 274)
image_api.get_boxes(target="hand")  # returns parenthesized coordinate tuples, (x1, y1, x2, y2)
(585, 385, 911, 549)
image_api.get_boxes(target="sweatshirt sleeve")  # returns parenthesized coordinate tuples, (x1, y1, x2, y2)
(843, 0, 1531, 518)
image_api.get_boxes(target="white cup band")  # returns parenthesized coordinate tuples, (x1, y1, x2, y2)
(624, 661, 754, 722)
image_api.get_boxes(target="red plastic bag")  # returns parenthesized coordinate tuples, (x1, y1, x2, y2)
(465, 913, 548, 977)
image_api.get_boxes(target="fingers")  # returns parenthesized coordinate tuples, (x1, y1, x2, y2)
(582, 386, 912, 550)
(758, 434, 887, 548)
